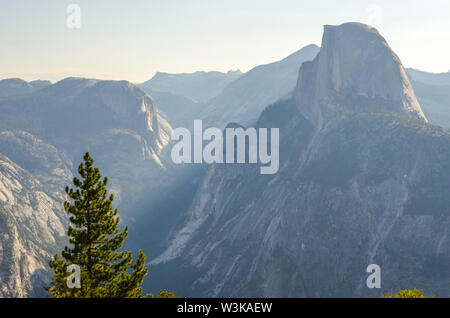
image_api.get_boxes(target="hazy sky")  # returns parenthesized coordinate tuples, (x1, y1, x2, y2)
(1, 0, 450, 83)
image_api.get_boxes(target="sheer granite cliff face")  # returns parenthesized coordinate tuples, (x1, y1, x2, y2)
(154, 23, 450, 297)
(0, 132, 72, 297)
(295, 23, 427, 126)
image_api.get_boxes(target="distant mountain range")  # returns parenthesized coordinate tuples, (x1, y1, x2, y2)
(200, 44, 320, 128)
(139, 70, 242, 103)
(407, 68, 450, 86)
(138, 45, 320, 130)
(406, 68, 450, 129)
(0, 78, 52, 100)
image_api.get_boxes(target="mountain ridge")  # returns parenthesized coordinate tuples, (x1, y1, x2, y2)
(0, 78, 52, 100)
(200, 44, 320, 128)
(140, 70, 242, 103)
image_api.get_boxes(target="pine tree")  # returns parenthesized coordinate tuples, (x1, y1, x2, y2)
(47, 152, 149, 298)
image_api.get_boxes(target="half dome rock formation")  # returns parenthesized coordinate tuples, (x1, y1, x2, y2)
(295, 22, 427, 126)
(150, 23, 450, 297)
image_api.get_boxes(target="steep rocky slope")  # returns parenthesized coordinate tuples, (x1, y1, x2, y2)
(153, 23, 450, 297)
(0, 132, 72, 297)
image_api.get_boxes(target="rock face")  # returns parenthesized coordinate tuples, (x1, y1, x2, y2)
(32, 78, 172, 158)
(295, 23, 427, 126)
(154, 23, 450, 297)
(0, 131, 73, 194)
(144, 90, 203, 128)
(0, 132, 72, 297)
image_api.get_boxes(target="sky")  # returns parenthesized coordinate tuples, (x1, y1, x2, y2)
(1, 0, 450, 83)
